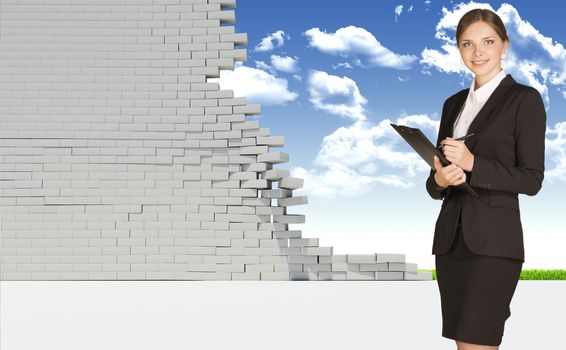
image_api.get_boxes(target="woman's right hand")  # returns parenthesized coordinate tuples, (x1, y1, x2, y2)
(433, 155, 466, 188)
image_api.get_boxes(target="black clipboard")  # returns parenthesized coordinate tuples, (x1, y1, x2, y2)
(390, 123, 479, 197)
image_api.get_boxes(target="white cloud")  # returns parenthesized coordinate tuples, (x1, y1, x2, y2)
(291, 115, 439, 198)
(253, 55, 300, 76)
(210, 62, 298, 106)
(292, 163, 378, 197)
(408, 5, 413, 12)
(254, 30, 288, 52)
(332, 62, 353, 70)
(421, 41, 466, 75)
(420, 2, 566, 104)
(307, 70, 368, 121)
(545, 121, 566, 182)
(375, 174, 415, 188)
(296, 70, 442, 198)
(396, 113, 440, 131)
(304, 25, 418, 69)
(254, 60, 273, 73)
(395, 5, 403, 22)
(270, 55, 299, 73)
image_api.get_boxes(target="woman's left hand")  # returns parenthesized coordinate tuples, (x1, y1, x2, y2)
(440, 137, 475, 172)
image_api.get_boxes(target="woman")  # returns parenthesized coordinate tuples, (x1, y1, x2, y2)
(425, 8, 546, 349)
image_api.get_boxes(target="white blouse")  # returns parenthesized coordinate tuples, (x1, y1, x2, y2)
(453, 69, 507, 138)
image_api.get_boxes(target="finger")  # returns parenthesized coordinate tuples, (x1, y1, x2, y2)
(433, 156, 441, 171)
(447, 167, 464, 182)
(443, 140, 462, 148)
(457, 173, 466, 185)
(436, 156, 452, 170)
(443, 163, 457, 173)
(444, 151, 459, 160)
(448, 166, 462, 177)
(442, 142, 460, 150)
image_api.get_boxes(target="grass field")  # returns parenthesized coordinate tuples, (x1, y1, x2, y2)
(418, 269, 566, 280)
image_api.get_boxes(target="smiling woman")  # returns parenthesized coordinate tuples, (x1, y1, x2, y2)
(425, 7, 547, 350)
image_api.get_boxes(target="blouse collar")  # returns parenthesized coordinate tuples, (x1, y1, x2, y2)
(468, 69, 507, 105)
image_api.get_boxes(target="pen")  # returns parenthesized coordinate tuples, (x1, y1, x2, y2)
(437, 133, 475, 149)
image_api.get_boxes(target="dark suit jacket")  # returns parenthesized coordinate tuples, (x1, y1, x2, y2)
(426, 74, 546, 262)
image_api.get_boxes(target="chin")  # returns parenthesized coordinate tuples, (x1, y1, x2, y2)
(468, 64, 498, 77)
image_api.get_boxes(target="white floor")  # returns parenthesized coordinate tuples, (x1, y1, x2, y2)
(1, 281, 564, 349)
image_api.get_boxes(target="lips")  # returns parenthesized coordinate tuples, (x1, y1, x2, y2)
(472, 59, 489, 65)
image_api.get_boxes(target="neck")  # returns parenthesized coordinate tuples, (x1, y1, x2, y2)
(474, 68, 503, 90)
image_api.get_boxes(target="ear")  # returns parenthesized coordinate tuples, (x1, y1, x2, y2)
(503, 40, 509, 54)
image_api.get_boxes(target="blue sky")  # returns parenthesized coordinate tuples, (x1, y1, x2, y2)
(212, 1, 566, 269)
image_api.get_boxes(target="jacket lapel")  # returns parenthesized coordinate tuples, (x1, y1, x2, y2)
(444, 74, 516, 151)
(439, 91, 467, 142)
(466, 74, 515, 146)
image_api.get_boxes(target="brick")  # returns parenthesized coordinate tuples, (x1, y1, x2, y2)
(257, 152, 288, 164)
(389, 262, 417, 272)
(318, 271, 346, 281)
(377, 253, 406, 263)
(273, 230, 302, 239)
(241, 179, 269, 189)
(256, 136, 284, 146)
(255, 206, 284, 215)
(404, 271, 433, 280)
(260, 189, 292, 199)
(233, 104, 260, 115)
(273, 214, 305, 224)
(240, 146, 268, 155)
(208, 0, 237, 8)
(278, 177, 303, 190)
(347, 271, 375, 280)
(208, 10, 235, 23)
(359, 263, 389, 271)
(262, 169, 289, 180)
(347, 254, 377, 263)
(276, 196, 308, 207)
(231, 271, 260, 280)
(261, 271, 290, 280)
(220, 33, 247, 46)
(376, 271, 404, 280)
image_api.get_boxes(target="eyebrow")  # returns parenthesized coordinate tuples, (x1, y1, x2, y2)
(461, 36, 495, 42)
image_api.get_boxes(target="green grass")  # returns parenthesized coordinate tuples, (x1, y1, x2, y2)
(519, 269, 566, 280)
(418, 269, 566, 280)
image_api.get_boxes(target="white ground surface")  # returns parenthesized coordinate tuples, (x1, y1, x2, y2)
(1, 281, 564, 349)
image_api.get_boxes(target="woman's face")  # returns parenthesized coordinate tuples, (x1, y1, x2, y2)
(458, 21, 508, 85)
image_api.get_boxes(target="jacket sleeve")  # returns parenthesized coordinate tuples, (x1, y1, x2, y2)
(468, 88, 546, 196)
(426, 98, 452, 200)
(426, 169, 451, 200)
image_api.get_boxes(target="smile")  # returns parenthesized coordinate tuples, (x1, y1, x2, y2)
(472, 60, 489, 65)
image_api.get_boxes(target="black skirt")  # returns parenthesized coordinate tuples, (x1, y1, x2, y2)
(435, 215, 523, 346)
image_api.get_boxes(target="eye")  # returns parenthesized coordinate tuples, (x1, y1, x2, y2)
(462, 42, 470, 48)
(485, 39, 494, 45)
